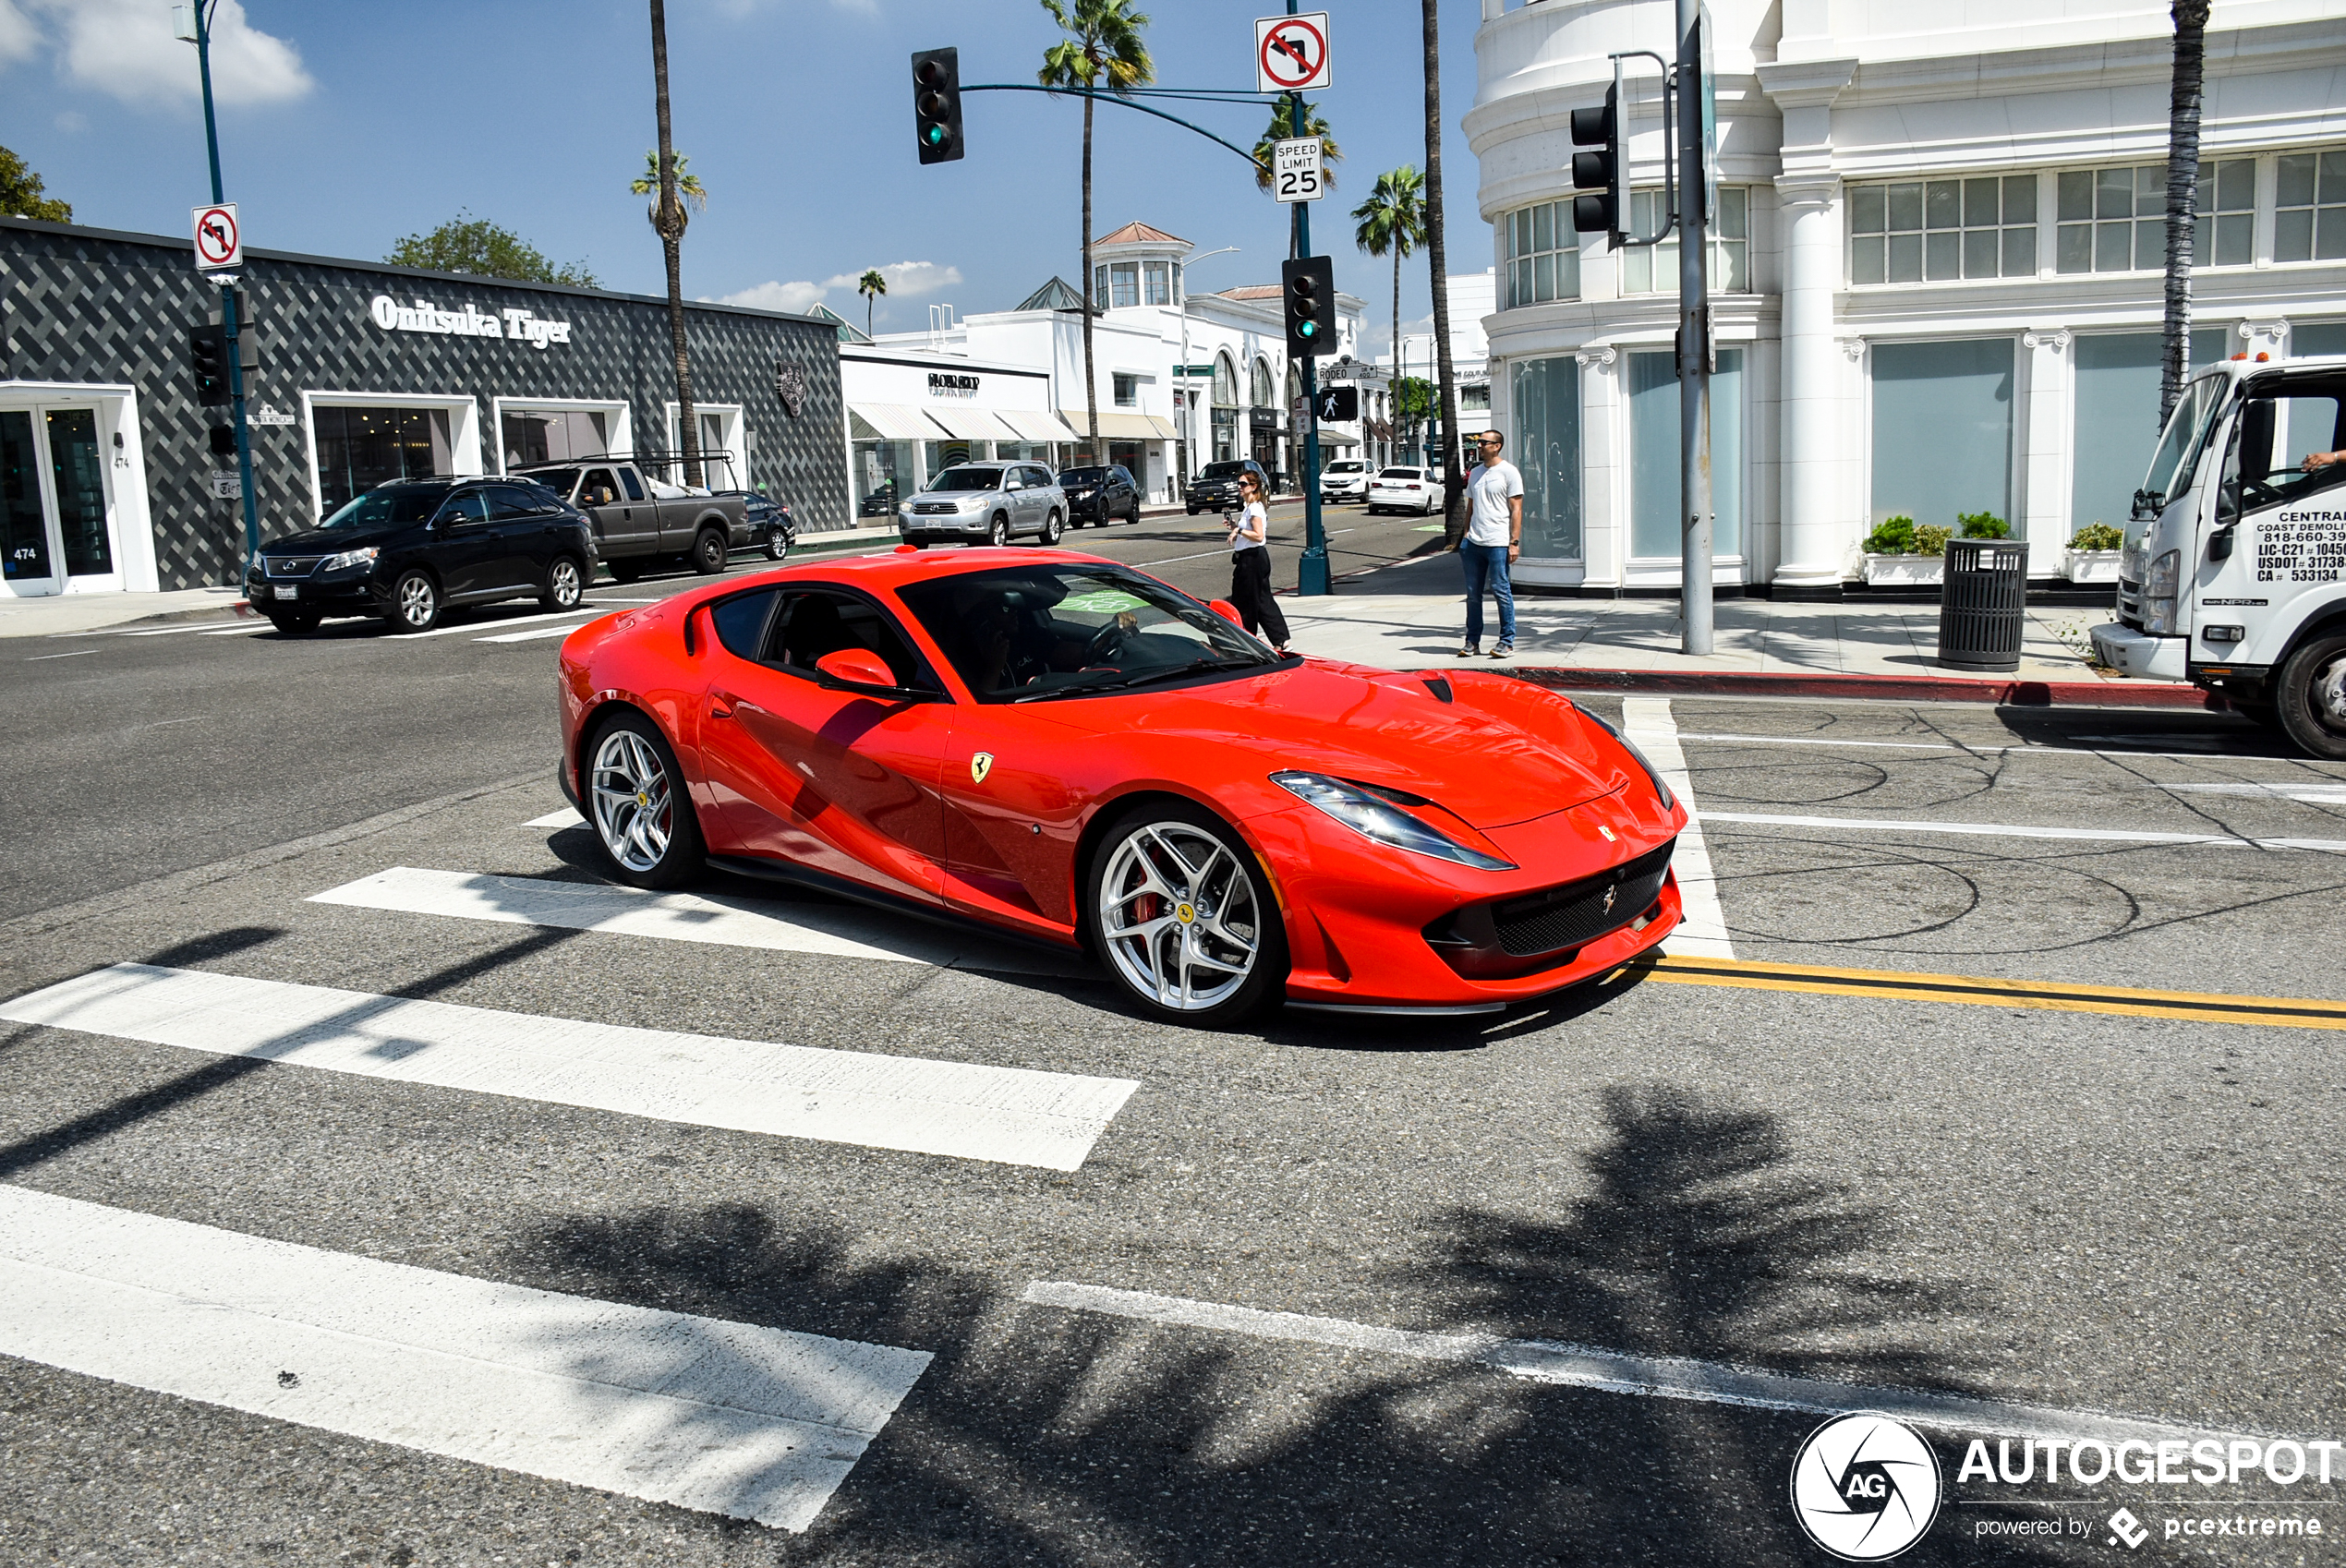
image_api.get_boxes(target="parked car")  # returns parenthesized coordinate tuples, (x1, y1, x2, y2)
(1319, 459, 1372, 503)
(1058, 464, 1141, 527)
(898, 462, 1068, 547)
(1185, 458, 1269, 516)
(1366, 465, 1442, 515)
(517, 459, 750, 582)
(720, 488, 795, 561)
(247, 476, 595, 634)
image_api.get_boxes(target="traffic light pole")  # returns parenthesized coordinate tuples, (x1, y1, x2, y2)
(193, 2, 260, 578)
(1293, 79, 1329, 597)
(1675, 0, 1713, 656)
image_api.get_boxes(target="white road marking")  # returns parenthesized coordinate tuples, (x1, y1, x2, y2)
(25, 649, 98, 660)
(117, 621, 254, 637)
(1671, 730, 2338, 767)
(390, 607, 609, 640)
(0, 1185, 928, 1531)
(526, 807, 587, 828)
(1, 963, 1138, 1171)
(1700, 811, 2346, 853)
(198, 622, 273, 635)
(308, 865, 1083, 976)
(477, 623, 587, 644)
(1620, 698, 1733, 959)
(1020, 1281, 2254, 1447)
(2159, 781, 2346, 802)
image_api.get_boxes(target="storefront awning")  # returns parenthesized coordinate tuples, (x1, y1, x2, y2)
(1062, 411, 1177, 441)
(849, 403, 945, 441)
(997, 408, 1082, 442)
(923, 405, 1021, 442)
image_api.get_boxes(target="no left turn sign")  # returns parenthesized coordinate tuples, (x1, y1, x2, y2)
(1255, 12, 1330, 93)
(191, 203, 241, 272)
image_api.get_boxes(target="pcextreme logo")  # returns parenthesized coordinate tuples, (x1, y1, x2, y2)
(1790, 1413, 1943, 1561)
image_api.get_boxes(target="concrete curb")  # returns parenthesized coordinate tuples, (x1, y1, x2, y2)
(1486, 666, 2224, 711)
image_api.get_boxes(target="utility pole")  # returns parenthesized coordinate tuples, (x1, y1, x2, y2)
(1675, 0, 1713, 655)
(1291, 0, 1331, 597)
(179, 2, 261, 580)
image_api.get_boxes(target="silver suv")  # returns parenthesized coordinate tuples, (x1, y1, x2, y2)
(898, 462, 1067, 548)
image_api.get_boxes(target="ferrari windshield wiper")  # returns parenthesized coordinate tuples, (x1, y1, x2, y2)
(1010, 655, 1267, 703)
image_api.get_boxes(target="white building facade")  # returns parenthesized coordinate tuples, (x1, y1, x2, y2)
(1469, 0, 2346, 592)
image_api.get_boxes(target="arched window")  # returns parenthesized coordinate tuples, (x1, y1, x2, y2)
(1213, 355, 1240, 409)
(1252, 357, 1276, 408)
(1286, 364, 1300, 405)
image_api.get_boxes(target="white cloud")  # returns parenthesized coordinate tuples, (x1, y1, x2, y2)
(0, 1, 38, 68)
(713, 260, 961, 320)
(53, 109, 85, 132)
(31, 0, 311, 106)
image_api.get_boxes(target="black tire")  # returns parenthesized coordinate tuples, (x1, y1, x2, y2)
(386, 569, 441, 633)
(538, 554, 586, 611)
(1128, 505, 1142, 525)
(585, 708, 706, 889)
(1041, 510, 1064, 547)
(1085, 800, 1288, 1027)
(690, 527, 727, 575)
(764, 530, 792, 561)
(1186, 505, 1199, 516)
(607, 559, 646, 585)
(988, 513, 1011, 548)
(266, 611, 320, 635)
(2275, 633, 2346, 760)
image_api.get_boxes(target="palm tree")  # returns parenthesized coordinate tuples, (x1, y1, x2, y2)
(1352, 166, 1425, 465)
(1252, 98, 1341, 194)
(1420, 0, 1464, 545)
(2159, 0, 2212, 427)
(639, 1, 707, 486)
(857, 268, 889, 337)
(1039, 0, 1153, 464)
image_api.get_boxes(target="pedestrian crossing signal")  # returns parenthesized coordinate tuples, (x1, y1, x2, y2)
(913, 48, 963, 165)
(1314, 386, 1358, 423)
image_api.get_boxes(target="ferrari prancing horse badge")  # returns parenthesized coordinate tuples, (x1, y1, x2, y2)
(971, 753, 994, 784)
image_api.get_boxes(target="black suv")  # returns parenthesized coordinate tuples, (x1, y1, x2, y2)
(246, 476, 596, 634)
(1058, 464, 1140, 527)
(1184, 458, 1268, 516)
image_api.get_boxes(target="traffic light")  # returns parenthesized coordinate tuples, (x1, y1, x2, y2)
(1281, 255, 1336, 359)
(208, 423, 237, 458)
(1570, 83, 1623, 237)
(187, 323, 228, 406)
(912, 47, 962, 165)
(1314, 385, 1359, 423)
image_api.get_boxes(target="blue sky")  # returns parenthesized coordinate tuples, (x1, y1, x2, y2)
(0, 0, 1490, 351)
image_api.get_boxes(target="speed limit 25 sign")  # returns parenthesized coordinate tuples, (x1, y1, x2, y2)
(1273, 137, 1323, 205)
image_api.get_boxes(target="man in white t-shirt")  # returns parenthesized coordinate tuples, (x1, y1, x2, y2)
(1457, 430, 1523, 657)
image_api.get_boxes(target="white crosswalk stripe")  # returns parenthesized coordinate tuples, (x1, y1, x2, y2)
(0, 1185, 929, 1531)
(1, 963, 1137, 1171)
(525, 806, 587, 827)
(1622, 698, 1734, 959)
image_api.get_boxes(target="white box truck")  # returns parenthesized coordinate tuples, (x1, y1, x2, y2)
(2091, 352, 2346, 759)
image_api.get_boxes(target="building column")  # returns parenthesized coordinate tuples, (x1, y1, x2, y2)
(1774, 175, 1846, 591)
(2020, 328, 2073, 576)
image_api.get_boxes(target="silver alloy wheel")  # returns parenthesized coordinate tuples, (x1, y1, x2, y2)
(1043, 510, 1063, 546)
(2316, 651, 2346, 730)
(397, 573, 436, 629)
(989, 514, 1010, 547)
(1097, 821, 1261, 1011)
(591, 728, 673, 874)
(548, 558, 582, 608)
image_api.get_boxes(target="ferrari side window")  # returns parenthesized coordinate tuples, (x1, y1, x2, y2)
(768, 590, 933, 692)
(709, 590, 777, 660)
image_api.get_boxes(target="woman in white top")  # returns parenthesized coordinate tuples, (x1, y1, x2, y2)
(1225, 471, 1289, 653)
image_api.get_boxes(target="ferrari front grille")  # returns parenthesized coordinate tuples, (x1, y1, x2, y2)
(1489, 841, 1676, 957)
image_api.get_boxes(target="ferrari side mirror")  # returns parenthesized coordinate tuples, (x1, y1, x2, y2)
(814, 648, 899, 690)
(1208, 598, 1243, 627)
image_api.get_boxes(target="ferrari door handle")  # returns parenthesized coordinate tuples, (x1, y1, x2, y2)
(708, 694, 734, 720)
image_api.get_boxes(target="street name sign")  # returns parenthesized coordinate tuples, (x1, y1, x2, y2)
(191, 203, 241, 273)
(208, 469, 242, 500)
(1273, 137, 1324, 204)
(1255, 13, 1330, 93)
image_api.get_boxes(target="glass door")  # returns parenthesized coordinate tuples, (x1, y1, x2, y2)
(49, 408, 118, 590)
(2, 410, 58, 595)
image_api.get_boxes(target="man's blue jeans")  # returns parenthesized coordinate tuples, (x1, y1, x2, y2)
(1460, 542, 1516, 646)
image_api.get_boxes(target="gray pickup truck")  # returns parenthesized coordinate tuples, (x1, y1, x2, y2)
(517, 459, 750, 581)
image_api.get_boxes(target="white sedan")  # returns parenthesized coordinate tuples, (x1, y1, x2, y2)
(1365, 465, 1442, 515)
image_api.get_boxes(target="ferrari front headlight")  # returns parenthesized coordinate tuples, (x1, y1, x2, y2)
(1270, 771, 1515, 871)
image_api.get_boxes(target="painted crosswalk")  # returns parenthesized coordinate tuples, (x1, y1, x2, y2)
(0, 963, 1137, 1171)
(0, 1184, 929, 1531)
(1621, 699, 1734, 959)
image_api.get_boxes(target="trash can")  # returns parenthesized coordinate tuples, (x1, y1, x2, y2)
(1936, 539, 2028, 671)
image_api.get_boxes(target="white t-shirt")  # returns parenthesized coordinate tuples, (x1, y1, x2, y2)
(1465, 461, 1524, 548)
(1229, 501, 1268, 553)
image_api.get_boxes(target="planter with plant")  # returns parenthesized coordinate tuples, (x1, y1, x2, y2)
(1860, 514, 1947, 585)
(2064, 522, 2124, 583)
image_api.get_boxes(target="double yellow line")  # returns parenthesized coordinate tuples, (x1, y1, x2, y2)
(1614, 955, 2346, 1031)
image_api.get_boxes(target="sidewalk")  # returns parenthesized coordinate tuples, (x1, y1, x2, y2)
(0, 585, 250, 639)
(1278, 549, 2207, 706)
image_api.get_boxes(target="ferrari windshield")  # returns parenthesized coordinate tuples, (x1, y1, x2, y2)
(898, 563, 1285, 703)
(318, 484, 449, 530)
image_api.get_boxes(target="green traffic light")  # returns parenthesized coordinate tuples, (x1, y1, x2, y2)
(925, 126, 945, 145)
(1299, 321, 1317, 337)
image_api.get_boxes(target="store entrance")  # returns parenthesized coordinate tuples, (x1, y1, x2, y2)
(2, 406, 117, 597)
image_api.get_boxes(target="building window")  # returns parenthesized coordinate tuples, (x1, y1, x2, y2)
(502, 407, 610, 469)
(1511, 357, 1581, 560)
(1853, 175, 2035, 284)
(2056, 160, 2253, 273)
(1143, 261, 1173, 305)
(1114, 374, 1139, 408)
(1252, 358, 1276, 408)
(1503, 200, 1581, 308)
(2276, 151, 2346, 263)
(1460, 383, 1491, 414)
(2070, 330, 2234, 537)
(1622, 187, 1748, 293)
(1093, 260, 1140, 308)
(1627, 347, 1743, 559)
(315, 404, 453, 515)
(1869, 339, 2013, 537)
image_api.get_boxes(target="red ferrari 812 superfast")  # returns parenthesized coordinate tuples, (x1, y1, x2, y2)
(556, 548, 1687, 1025)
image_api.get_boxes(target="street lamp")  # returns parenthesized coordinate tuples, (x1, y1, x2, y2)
(1177, 246, 1238, 500)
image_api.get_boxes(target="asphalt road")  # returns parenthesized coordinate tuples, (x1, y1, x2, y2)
(5, 550, 2345, 1564)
